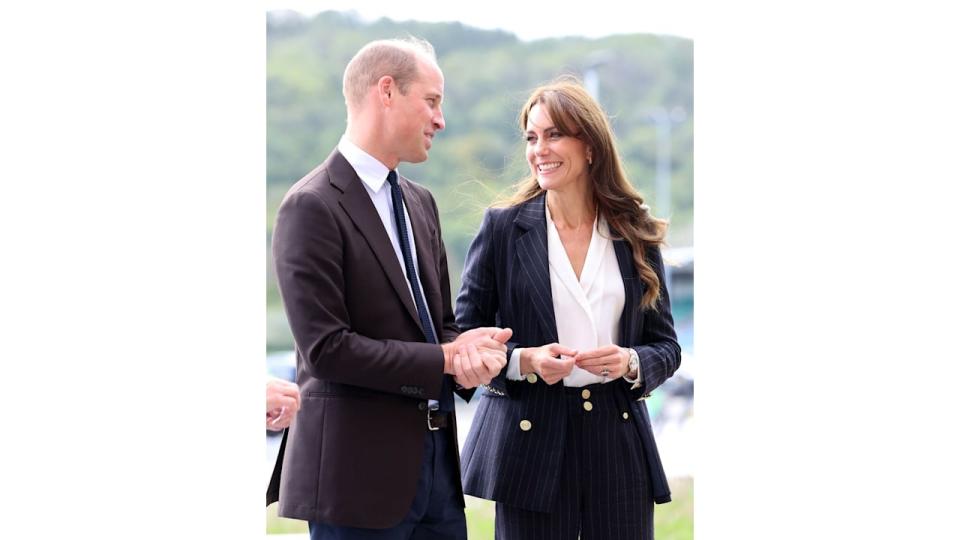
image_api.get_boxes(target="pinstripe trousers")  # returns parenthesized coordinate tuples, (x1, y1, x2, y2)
(494, 382, 654, 540)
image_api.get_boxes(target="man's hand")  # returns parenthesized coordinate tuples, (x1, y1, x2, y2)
(266, 377, 301, 431)
(442, 327, 511, 374)
(444, 327, 512, 388)
(521, 343, 578, 385)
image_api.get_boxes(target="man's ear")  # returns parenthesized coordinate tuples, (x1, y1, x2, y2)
(377, 76, 394, 106)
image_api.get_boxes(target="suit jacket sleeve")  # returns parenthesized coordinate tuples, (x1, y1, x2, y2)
(456, 208, 518, 398)
(627, 245, 682, 397)
(273, 189, 445, 400)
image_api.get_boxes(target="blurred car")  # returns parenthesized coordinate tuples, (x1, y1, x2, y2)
(646, 352, 694, 434)
(266, 349, 296, 382)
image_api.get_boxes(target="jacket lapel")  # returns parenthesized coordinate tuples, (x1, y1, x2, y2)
(514, 194, 559, 345)
(400, 175, 441, 340)
(327, 151, 422, 329)
(614, 238, 643, 346)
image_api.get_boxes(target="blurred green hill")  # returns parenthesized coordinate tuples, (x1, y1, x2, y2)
(267, 10, 693, 350)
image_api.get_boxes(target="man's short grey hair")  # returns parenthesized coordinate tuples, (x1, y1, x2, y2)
(342, 37, 437, 110)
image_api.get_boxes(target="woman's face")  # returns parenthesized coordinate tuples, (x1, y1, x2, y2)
(525, 103, 591, 193)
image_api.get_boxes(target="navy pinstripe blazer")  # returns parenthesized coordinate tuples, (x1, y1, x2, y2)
(455, 193, 681, 511)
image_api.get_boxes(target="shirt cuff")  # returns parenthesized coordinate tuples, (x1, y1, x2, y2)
(506, 348, 524, 380)
(623, 356, 644, 385)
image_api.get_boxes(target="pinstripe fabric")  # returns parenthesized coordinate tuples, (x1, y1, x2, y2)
(494, 383, 653, 540)
(455, 193, 681, 536)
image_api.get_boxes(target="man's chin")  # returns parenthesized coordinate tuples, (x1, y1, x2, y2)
(407, 152, 429, 164)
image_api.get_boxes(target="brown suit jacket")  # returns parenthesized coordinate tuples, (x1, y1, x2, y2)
(266, 149, 469, 528)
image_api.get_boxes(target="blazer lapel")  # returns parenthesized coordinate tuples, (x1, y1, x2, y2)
(614, 239, 643, 346)
(514, 194, 559, 345)
(327, 151, 422, 328)
(400, 175, 441, 340)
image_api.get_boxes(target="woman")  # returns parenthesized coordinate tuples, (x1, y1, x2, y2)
(454, 78, 681, 539)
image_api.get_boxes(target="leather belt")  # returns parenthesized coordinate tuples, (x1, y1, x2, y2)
(427, 409, 451, 431)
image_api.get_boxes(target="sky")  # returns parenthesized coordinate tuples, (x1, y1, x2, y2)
(264, 0, 696, 40)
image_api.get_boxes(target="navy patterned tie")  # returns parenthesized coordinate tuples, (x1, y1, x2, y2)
(386, 170, 453, 412)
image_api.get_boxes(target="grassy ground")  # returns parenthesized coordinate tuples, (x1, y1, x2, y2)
(267, 476, 692, 538)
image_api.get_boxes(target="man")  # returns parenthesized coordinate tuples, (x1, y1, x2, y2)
(267, 37, 510, 539)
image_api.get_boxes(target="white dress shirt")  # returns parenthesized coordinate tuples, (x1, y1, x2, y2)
(506, 202, 631, 387)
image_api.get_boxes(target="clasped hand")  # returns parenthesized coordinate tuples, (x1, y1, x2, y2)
(266, 377, 301, 430)
(521, 344, 630, 384)
(520, 343, 577, 385)
(443, 327, 513, 389)
(573, 345, 630, 379)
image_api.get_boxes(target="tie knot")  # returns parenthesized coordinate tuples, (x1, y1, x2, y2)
(386, 170, 398, 187)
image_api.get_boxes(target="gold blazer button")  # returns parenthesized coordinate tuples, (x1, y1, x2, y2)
(519, 420, 532, 431)
(581, 389, 591, 399)
(526, 373, 538, 384)
(583, 401, 593, 412)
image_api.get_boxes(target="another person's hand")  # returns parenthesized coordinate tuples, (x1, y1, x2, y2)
(266, 377, 301, 431)
(573, 345, 630, 379)
(521, 344, 578, 385)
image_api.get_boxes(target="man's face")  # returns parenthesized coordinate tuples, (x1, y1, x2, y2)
(388, 59, 445, 164)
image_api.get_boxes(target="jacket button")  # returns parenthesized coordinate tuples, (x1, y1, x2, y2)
(583, 401, 593, 412)
(418, 402, 427, 411)
(622, 412, 630, 420)
(519, 420, 532, 431)
(526, 373, 538, 384)
(581, 389, 591, 399)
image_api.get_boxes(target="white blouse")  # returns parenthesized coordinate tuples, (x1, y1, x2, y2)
(506, 202, 626, 387)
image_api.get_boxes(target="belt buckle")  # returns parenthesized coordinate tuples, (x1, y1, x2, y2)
(426, 409, 440, 431)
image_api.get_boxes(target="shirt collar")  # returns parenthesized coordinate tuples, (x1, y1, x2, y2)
(337, 136, 393, 193)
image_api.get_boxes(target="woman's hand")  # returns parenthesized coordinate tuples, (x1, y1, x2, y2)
(521, 343, 578, 385)
(574, 345, 630, 379)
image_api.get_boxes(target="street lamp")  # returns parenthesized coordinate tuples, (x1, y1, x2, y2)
(581, 50, 613, 101)
(648, 105, 687, 220)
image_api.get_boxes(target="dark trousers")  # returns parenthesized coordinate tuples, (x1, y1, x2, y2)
(309, 429, 467, 540)
(495, 382, 654, 540)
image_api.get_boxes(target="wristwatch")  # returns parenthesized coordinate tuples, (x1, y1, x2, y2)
(624, 348, 640, 383)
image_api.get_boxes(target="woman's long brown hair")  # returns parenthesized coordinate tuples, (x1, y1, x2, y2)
(498, 77, 669, 310)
